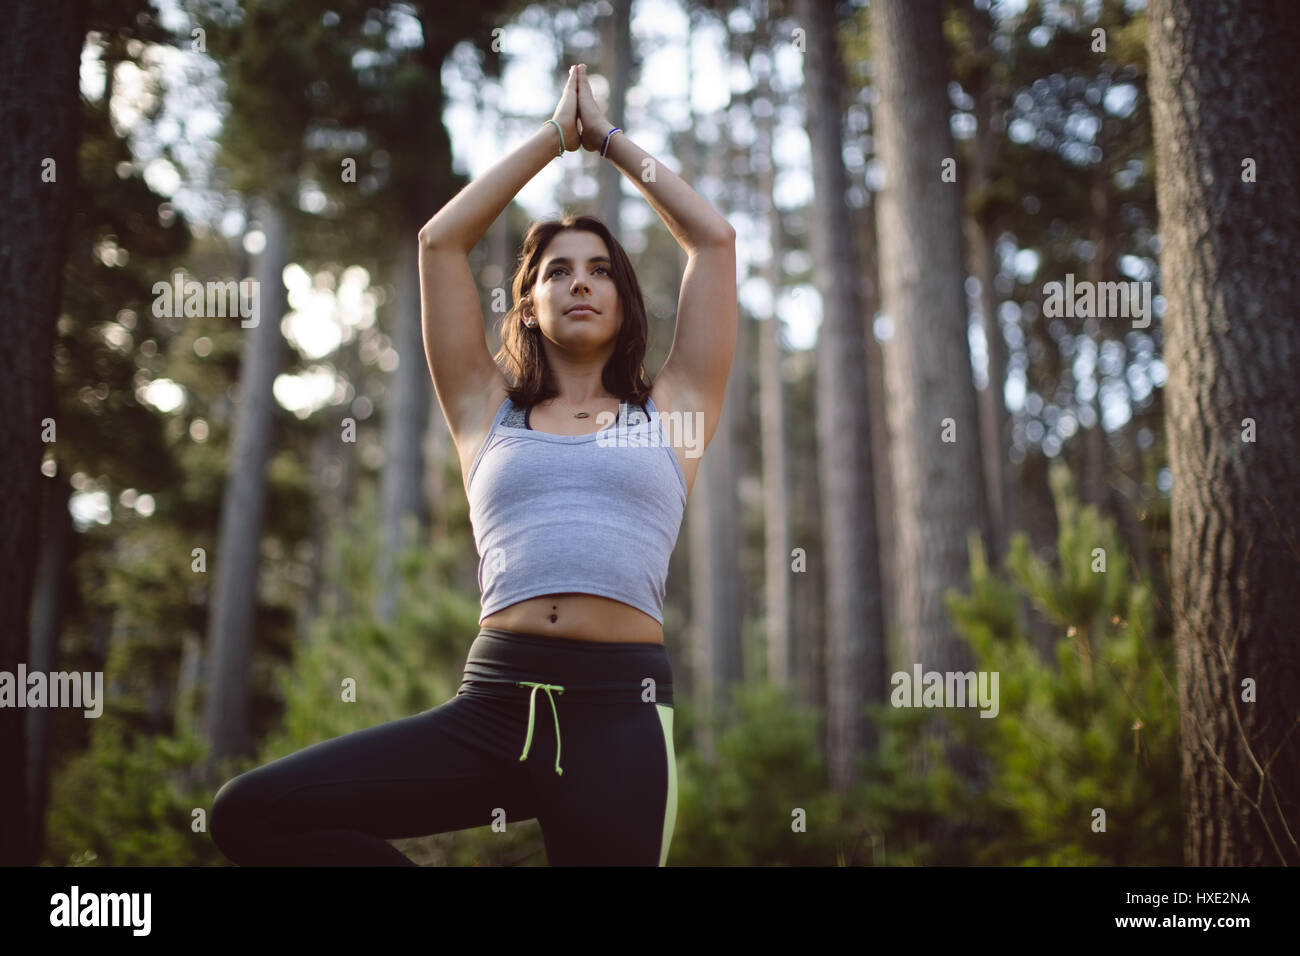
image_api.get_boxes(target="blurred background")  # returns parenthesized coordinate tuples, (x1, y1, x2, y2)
(8, 0, 1289, 867)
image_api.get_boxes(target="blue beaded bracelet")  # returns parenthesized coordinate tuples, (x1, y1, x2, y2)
(600, 126, 622, 158)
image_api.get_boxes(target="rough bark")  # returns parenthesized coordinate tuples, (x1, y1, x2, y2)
(1148, 0, 1300, 865)
(797, 0, 888, 790)
(0, 0, 86, 866)
(871, 0, 990, 676)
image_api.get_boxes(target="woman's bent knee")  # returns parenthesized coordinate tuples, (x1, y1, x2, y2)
(210, 773, 259, 864)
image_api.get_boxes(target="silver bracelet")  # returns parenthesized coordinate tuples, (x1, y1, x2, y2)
(543, 119, 567, 156)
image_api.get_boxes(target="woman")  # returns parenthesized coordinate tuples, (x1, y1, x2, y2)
(210, 63, 736, 866)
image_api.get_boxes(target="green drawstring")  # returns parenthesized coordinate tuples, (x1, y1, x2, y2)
(517, 681, 565, 775)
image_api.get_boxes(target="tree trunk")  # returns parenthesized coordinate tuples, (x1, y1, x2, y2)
(970, 222, 1016, 560)
(871, 0, 990, 674)
(1147, 0, 1300, 865)
(684, 11, 743, 757)
(754, 42, 794, 689)
(302, 317, 360, 639)
(598, 0, 632, 233)
(856, 190, 897, 656)
(375, 237, 432, 624)
(0, 0, 86, 866)
(966, 0, 1017, 566)
(204, 196, 291, 761)
(686, 444, 744, 751)
(26, 469, 74, 863)
(797, 0, 888, 791)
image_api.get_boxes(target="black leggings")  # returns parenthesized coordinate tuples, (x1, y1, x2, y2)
(210, 627, 677, 866)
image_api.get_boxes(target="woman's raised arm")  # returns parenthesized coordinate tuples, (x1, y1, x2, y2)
(419, 66, 581, 447)
(573, 64, 736, 449)
(574, 64, 735, 253)
(418, 66, 581, 252)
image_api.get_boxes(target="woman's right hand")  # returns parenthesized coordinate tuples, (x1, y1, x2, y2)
(574, 64, 614, 152)
(549, 65, 581, 152)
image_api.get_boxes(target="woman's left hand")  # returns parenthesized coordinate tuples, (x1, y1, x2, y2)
(549, 65, 581, 152)
(574, 64, 614, 152)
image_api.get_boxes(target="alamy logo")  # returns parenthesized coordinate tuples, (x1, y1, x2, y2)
(50, 886, 151, 936)
(594, 404, 704, 459)
(890, 664, 999, 718)
(152, 269, 259, 328)
(1042, 273, 1152, 328)
(0, 667, 103, 718)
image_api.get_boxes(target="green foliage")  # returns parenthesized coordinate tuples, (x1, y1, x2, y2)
(873, 462, 1181, 864)
(44, 721, 233, 866)
(257, 482, 478, 756)
(43, 475, 486, 866)
(670, 685, 848, 866)
(856, 703, 977, 866)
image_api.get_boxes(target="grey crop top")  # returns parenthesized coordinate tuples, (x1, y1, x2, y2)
(465, 394, 688, 625)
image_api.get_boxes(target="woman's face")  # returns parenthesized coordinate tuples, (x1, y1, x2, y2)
(527, 229, 623, 352)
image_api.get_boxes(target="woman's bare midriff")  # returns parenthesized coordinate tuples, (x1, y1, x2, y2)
(480, 593, 665, 644)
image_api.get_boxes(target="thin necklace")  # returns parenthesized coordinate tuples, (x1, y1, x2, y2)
(553, 396, 617, 419)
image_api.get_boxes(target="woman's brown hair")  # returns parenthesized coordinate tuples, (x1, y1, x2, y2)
(494, 214, 652, 409)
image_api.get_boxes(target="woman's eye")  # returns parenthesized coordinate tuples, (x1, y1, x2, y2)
(548, 266, 607, 277)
